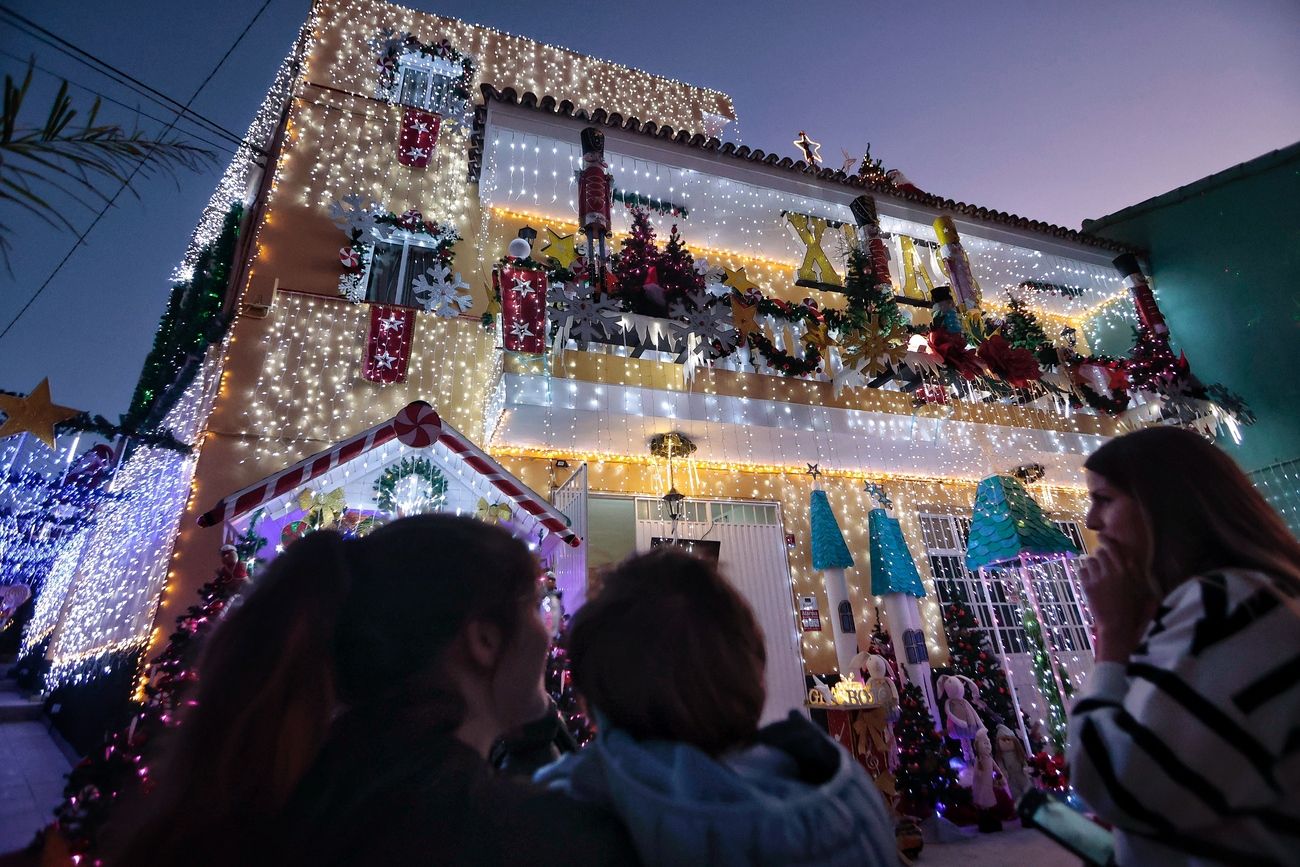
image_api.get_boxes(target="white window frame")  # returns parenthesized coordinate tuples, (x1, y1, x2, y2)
(920, 512, 1030, 654)
(357, 229, 447, 309)
(393, 51, 467, 116)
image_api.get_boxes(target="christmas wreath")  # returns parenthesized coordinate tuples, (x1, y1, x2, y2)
(373, 457, 448, 515)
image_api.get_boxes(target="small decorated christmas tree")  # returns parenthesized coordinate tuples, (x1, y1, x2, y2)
(657, 223, 704, 305)
(1127, 326, 1191, 394)
(545, 627, 594, 747)
(1002, 296, 1050, 356)
(894, 682, 961, 820)
(844, 247, 906, 335)
(611, 207, 658, 306)
(937, 583, 1016, 731)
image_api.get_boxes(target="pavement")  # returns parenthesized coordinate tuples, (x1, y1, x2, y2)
(0, 677, 70, 855)
(916, 823, 1079, 866)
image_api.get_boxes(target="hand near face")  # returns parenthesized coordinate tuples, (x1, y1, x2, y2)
(1078, 545, 1155, 664)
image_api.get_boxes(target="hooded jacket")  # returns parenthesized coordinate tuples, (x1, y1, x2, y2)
(536, 712, 898, 867)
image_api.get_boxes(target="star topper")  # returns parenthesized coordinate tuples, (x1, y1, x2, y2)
(864, 481, 893, 510)
(793, 131, 822, 166)
(805, 462, 822, 481)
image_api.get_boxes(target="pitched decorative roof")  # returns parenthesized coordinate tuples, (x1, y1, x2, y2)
(965, 475, 1078, 571)
(809, 489, 854, 571)
(868, 508, 926, 598)
(470, 84, 1134, 253)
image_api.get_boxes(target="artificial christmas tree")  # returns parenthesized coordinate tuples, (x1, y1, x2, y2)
(893, 682, 962, 821)
(611, 207, 660, 313)
(936, 583, 1016, 732)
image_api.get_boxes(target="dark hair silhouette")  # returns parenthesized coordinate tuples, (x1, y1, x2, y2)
(113, 514, 537, 865)
(568, 547, 765, 755)
(1084, 426, 1300, 597)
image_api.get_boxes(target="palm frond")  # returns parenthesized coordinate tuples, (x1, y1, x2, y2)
(0, 60, 216, 271)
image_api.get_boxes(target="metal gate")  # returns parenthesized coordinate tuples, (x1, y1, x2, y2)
(551, 464, 589, 611)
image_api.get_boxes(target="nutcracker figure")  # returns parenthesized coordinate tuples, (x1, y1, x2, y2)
(577, 126, 612, 292)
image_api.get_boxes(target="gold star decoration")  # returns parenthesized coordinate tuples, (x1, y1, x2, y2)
(721, 265, 759, 293)
(540, 227, 579, 269)
(841, 316, 908, 377)
(793, 131, 822, 166)
(0, 378, 80, 449)
(801, 320, 837, 351)
(730, 290, 760, 343)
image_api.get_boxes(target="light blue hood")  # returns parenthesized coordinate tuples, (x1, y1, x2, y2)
(535, 713, 898, 867)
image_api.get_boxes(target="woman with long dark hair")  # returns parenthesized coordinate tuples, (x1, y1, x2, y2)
(110, 514, 635, 866)
(1070, 426, 1300, 866)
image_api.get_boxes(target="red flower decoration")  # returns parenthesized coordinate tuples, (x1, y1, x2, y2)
(977, 332, 1042, 388)
(927, 328, 984, 380)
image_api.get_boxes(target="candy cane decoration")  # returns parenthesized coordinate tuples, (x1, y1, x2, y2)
(195, 403, 435, 528)
(435, 418, 581, 547)
(195, 401, 580, 547)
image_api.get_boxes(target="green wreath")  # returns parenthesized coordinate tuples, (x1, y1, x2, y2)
(374, 457, 449, 515)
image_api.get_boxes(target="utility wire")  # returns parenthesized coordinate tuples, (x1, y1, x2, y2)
(0, 48, 241, 157)
(0, 6, 264, 154)
(0, 0, 276, 344)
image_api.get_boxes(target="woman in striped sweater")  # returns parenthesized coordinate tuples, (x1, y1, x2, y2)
(1070, 426, 1300, 866)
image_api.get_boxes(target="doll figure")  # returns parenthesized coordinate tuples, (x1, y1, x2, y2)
(995, 724, 1033, 803)
(864, 654, 900, 724)
(971, 728, 1003, 832)
(929, 286, 962, 335)
(939, 674, 982, 761)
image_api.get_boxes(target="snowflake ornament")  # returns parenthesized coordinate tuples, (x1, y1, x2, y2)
(330, 193, 381, 237)
(669, 292, 736, 359)
(557, 284, 622, 343)
(412, 264, 472, 317)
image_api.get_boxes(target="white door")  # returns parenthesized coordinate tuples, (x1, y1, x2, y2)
(633, 497, 807, 726)
(552, 464, 589, 611)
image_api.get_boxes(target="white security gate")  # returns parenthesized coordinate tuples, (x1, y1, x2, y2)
(552, 464, 589, 611)
(633, 497, 806, 726)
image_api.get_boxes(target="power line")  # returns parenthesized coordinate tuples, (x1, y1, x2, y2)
(0, 48, 241, 157)
(0, 0, 276, 344)
(0, 6, 265, 154)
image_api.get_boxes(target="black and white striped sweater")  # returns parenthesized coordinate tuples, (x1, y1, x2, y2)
(1068, 570, 1300, 866)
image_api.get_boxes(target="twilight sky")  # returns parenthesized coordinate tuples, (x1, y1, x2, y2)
(1, 0, 1297, 419)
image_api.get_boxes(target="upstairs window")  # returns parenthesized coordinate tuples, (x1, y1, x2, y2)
(374, 29, 474, 118)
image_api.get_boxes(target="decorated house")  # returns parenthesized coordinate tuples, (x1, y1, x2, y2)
(29, 0, 1251, 750)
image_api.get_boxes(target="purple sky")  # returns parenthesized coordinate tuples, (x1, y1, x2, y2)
(1, 0, 1297, 419)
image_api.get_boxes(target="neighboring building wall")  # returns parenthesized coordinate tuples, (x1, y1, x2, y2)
(1085, 143, 1300, 472)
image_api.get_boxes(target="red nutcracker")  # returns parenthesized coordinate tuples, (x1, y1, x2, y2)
(1113, 253, 1168, 336)
(849, 195, 894, 290)
(578, 126, 612, 292)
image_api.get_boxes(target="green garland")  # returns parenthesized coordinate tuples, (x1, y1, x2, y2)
(745, 330, 823, 377)
(373, 457, 448, 515)
(125, 204, 242, 430)
(1021, 603, 1068, 752)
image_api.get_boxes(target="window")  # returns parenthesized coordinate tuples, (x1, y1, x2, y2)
(393, 53, 467, 116)
(920, 512, 1029, 654)
(920, 512, 1094, 660)
(361, 236, 446, 309)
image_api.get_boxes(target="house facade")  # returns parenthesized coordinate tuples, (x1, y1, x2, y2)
(37, 0, 1246, 734)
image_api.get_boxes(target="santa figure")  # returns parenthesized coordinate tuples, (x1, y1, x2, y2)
(217, 544, 249, 586)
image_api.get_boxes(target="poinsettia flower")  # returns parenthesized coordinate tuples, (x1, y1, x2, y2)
(927, 328, 984, 380)
(977, 333, 1042, 388)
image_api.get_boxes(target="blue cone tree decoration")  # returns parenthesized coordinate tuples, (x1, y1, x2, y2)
(810, 489, 858, 674)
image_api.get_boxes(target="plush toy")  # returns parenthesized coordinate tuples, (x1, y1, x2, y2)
(865, 654, 900, 724)
(938, 674, 982, 761)
(995, 724, 1033, 802)
(971, 728, 1003, 832)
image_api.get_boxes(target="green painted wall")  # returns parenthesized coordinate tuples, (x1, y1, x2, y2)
(1085, 144, 1300, 472)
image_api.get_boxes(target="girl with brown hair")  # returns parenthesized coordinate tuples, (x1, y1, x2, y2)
(536, 547, 898, 867)
(110, 514, 635, 866)
(1070, 426, 1300, 866)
